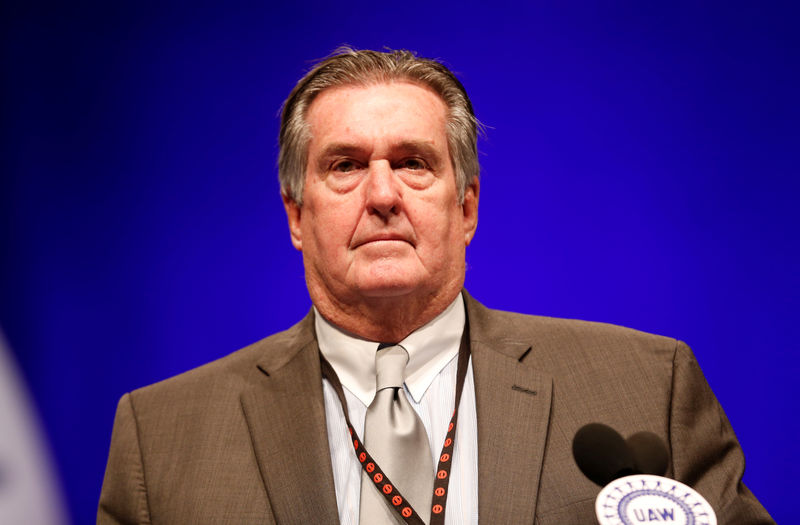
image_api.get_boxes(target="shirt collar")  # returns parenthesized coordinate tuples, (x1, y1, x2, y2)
(315, 293, 465, 405)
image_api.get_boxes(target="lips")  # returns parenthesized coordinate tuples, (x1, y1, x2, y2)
(352, 232, 414, 248)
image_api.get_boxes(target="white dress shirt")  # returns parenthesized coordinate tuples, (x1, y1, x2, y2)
(316, 293, 479, 525)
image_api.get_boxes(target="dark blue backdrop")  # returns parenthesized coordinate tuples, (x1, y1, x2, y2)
(2, 2, 797, 523)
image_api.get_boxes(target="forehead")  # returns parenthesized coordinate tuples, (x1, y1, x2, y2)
(305, 82, 449, 150)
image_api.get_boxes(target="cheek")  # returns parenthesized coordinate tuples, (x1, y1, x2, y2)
(304, 200, 358, 257)
(417, 207, 465, 262)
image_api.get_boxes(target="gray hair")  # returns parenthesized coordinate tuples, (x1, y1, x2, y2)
(279, 47, 481, 204)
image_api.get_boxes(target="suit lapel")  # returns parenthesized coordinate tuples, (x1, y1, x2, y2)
(466, 294, 554, 524)
(240, 317, 340, 524)
(237, 295, 554, 524)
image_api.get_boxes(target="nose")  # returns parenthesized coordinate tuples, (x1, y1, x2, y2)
(365, 160, 402, 219)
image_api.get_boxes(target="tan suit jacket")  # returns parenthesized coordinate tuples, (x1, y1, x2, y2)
(98, 292, 772, 524)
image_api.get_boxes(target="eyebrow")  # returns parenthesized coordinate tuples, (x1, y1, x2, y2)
(317, 140, 445, 165)
(317, 143, 367, 160)
(393, 140, 443, 164)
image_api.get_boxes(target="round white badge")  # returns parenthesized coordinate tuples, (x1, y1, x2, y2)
(595, 474, 716, 525)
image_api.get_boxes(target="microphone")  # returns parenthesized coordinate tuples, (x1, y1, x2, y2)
(572, 423, 638, 486)
(572, 423, 717, 525)
(626, 430, 669, 477)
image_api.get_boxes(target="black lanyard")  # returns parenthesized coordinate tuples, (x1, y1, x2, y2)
(320, 322, 471, 525)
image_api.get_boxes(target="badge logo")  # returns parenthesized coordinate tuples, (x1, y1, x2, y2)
(596, 474, 716, 525)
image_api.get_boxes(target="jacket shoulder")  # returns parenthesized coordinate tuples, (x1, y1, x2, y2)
(464, 292, 681, 370)
(128, 311, 316, 405)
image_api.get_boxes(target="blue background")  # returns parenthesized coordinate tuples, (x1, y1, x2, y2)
(2, 2, 797, 523)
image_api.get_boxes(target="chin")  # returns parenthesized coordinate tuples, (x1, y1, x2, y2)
(352, 268, 426, 298)
(355, 280, 420, 298)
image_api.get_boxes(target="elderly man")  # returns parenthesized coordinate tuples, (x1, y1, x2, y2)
(98, 49, 772, 524)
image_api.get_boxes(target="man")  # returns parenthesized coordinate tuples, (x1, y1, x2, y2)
(98, 48, 772, 524)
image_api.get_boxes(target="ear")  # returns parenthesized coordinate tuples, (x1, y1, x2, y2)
(462, 177, 479, 246)
(282, 193, 303, 251)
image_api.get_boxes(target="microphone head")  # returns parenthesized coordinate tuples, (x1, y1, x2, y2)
(626, 431, 670, 476)
(572, 423, 636, 486)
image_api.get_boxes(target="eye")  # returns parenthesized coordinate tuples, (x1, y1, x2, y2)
(397, 157, 429, 171)
(330, 159, 359, 173)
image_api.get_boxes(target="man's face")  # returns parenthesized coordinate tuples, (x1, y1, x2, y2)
(284, 82, 478, 312)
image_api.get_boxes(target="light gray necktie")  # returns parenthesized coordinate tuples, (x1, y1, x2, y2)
(359, 344, 434, 524)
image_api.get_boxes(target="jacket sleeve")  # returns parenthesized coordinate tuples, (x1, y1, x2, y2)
(97, 393, 152, 525)
(669, 341, 774, 524)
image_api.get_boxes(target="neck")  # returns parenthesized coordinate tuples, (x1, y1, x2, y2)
(310, 286, 462, 342)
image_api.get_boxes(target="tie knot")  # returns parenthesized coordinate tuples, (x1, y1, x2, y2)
(375, 344, 408, 391)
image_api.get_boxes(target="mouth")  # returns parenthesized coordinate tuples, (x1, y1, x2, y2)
(353, 234, 414, 249)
